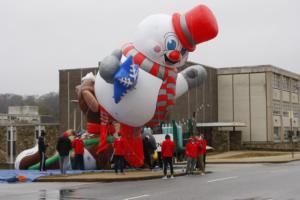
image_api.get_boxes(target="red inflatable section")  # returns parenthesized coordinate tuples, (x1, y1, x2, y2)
(119, 123, 144, 167)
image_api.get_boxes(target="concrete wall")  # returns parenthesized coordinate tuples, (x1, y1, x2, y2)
(218, 75, 233, 122)
(218, 72, 267, 142)
(250, 73, 267, 141)
(233, 74, 250, 141)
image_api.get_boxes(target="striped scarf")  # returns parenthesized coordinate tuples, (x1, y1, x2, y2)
(122, 43, 177, 127)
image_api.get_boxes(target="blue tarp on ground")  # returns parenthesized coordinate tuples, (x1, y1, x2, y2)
(0, 170, 109, 183)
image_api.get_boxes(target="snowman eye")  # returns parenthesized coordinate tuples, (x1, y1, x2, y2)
(165, 35, 179, 51)
(167, 39, 177, 50)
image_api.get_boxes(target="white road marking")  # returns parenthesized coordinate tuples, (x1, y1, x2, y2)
(207, 176, 238, 183)
(123, 194, 150, 200)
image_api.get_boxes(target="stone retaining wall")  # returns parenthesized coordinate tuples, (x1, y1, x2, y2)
(0, 124, 59, 164)
(243, 141, 300, 151)
(211, 130, 242, 151)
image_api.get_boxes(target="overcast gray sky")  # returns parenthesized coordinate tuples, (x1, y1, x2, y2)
(0, 0, 299, 95)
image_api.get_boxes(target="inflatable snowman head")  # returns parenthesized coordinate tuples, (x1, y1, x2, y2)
(132, 5, 218, 69)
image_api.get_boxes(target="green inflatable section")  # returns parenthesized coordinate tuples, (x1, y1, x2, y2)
(28, 138, 99, 170)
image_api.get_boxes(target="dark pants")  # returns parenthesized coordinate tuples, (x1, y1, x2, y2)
(74, 154, 84, 170)
(39, 152, 46, 171)
(114, 155, 125, 173)
(163, 157, 173, 176)
(144, 153, 152, 169)
(152, 152, 163, 169)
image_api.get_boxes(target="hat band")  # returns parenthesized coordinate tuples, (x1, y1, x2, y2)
(180, 15, 195, 48)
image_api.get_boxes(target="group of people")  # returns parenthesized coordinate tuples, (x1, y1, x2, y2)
(56, 131, 85, 174)
(185, 134, 207, 175)
(38, 129, 207, 178)
(37, 131, 85, 174)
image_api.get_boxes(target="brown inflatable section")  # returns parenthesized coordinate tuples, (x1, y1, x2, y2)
(19, 151, 40, 170)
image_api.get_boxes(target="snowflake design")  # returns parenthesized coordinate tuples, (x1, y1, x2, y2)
(113, 55, 139, 104)
(118, 77, 134, 87)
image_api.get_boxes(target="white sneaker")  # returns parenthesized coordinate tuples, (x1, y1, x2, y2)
(201, 172, 205, 176)
(170, 175, 174, 179)
(162, 176, 168, 180)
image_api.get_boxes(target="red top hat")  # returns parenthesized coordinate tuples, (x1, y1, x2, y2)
(172, 4, 219, 52)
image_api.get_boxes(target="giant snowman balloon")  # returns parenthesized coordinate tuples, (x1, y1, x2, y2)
(94, 5, 218, 167)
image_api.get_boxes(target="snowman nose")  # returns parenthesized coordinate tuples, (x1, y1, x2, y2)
(168, 50, 180, 62)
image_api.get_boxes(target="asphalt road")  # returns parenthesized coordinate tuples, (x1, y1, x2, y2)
(1, 161, 300, 200)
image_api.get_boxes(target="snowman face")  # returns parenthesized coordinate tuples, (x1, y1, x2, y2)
(132, 14, 189, 68)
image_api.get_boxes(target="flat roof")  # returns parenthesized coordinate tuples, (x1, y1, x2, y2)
(217, 65, 300, 80)
(196, 122, 246, 127)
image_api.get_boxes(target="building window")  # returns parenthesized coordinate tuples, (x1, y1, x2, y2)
(282, 102, 290, 117)
(272, 73, 281, 89)
(297, 130, 300, 141)
(291, 79, 299, 93)
(272, 100, 281, 115)
(292, 103, 299, 118)
(282, 76, 290, 91)
(293, 129, 299, 142)
(273, 127, 281, 142)
(284, 128, 290, 142)
(35, 126, 45, 139)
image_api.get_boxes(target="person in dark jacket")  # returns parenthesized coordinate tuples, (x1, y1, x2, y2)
(143, 136, 156, 170)
(161, 134, 175, 179)
(38, 131, 48, 171)
(56, 132, 72, 174)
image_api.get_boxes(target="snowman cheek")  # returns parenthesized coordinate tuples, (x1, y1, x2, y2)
(153, 45, 161, 53)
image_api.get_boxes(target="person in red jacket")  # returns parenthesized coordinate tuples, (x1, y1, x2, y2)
(161, 134, 175, 179)
(113, 133, 125, 174)
(185, 137, 198, 175)
(72, 134, 85, 170)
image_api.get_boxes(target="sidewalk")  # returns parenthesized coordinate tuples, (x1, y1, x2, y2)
(36, 150, 300, 182)
(206, 150, 300, 164)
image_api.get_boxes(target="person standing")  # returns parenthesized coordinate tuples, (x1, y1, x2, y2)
(72, 134, 85, 170)
(161, 134, 175, 179)
(113, 133, 125, 174)
(185, 137, 198, 175)
(200, 134, 207, 173)
(143, 136, 156, 170)
(196, 135, 205, 175)
(38, 131, 48, 171)
(56, 132, 72, 174)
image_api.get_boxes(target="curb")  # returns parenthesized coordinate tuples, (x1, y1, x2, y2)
(35, 172, 186, 183)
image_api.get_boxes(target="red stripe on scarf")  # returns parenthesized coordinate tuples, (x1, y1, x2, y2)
(123, 45, 134, 56)
(167, 77, 176, 84)
(133, 53, 145, 65)
(149, 63, 160, 76)
(157, 95, 168, 101)
(166, 88, 176, 95)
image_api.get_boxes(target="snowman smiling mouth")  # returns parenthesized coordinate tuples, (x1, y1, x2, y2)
(164, 53, 180, 65)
